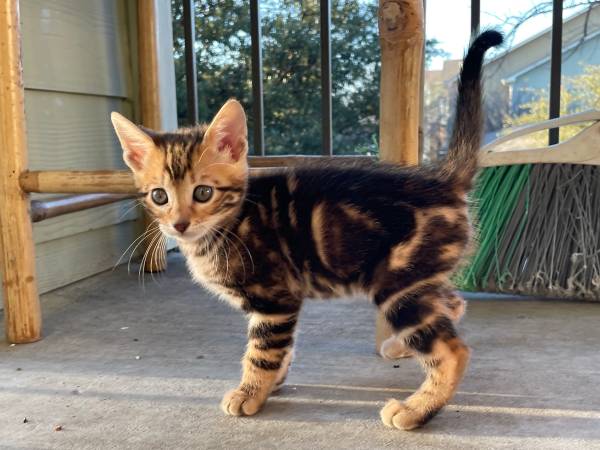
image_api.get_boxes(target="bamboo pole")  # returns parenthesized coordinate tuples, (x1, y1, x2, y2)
(21, 160, 359, 195)
(376, 0, 424, 354)
(0, 0, 42, 343)
(21, 171, 136, 194)
(138, 0, 166, 273)
(247, 155, 375, 167)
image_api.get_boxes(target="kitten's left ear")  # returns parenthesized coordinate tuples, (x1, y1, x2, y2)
(204, 99, 248, 162)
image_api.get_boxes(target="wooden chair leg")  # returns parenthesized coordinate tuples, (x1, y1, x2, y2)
(0, 0, 42, 343)
(0, 200, 41, 344)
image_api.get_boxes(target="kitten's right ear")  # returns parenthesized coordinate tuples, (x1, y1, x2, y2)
(110, 112, 155, 172)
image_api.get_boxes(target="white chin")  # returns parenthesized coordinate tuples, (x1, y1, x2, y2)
(175, 234, 198, 242)
(158, 225, 207, 242)
(175, 231, 206, 243)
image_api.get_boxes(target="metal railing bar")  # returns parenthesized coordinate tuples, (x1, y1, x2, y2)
(183, 0, 199, 125)
(30, 194, 136, 223)
(471, 0, 480, 35)
(549, 0, 563, 145)
(248, 154, 375, 167)
(250, 0, 265, 156)
(320, 0, 333, 156)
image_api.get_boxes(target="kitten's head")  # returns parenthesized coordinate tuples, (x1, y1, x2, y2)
(111, 99, 248, 242)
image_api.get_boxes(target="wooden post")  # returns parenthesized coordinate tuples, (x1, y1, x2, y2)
(0, 0, 42, 343)
(138, 0, 167, 273)
(376, 0, 424, 354)
(378, 0, 424, 165)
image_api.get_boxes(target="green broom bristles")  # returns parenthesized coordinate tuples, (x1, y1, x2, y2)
(456, 163, 600, 300)
(454, 164, 531, 291)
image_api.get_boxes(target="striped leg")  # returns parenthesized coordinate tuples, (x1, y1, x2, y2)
(379, 287, 466, 360)
(221, 313, 297, 416)
(271, 349, 294, 393)
(377, 286, 470, 430)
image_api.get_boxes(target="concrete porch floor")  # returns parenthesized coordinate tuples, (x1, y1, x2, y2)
(1, 254, 600, 450)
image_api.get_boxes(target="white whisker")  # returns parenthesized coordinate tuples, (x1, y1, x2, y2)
(215, 228, 248, 282)
(114, 219, 160, 271)
(243, 198, 260, 208)
(126, 221, 161, 274)
(196, 144, 211, 166)
(224, 228, 255, 275)
(152, 234, 167, 285)
(204, 161, 235, 169)
(138, 230, 163, 289)
(117, 198, 144, 221)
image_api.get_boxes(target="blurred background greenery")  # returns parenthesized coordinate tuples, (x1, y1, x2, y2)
(170, 0, 445, 156)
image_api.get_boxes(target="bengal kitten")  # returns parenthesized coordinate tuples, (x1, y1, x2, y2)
(111, 31, 502, 430)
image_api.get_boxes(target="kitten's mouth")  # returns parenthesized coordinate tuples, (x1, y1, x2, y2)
(159, 225, 206, 243)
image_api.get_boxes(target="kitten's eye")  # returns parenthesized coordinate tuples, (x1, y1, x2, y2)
(151, 188, 168, 205)
(193, 185, 213, 203)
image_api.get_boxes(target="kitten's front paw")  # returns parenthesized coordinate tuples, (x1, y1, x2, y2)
(221, 388, 264, 416)
(380, 399, 424, 430)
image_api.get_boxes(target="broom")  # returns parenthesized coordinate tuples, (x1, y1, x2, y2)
(455, 111, 600, 300)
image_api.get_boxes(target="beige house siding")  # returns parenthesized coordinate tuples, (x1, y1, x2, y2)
(485, 5, 600, 87)
(423, 5, 600, 157)
(0, 0, 176, 301)
(482, 5, 600, 134)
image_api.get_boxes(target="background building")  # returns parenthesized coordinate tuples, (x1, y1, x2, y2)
(424, 4, 600, 160)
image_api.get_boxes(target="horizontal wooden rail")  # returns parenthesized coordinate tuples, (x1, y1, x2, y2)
(21, 170, 135, 194)
(247, 155, 376, 167)
(20, 156, 376, 194)
(30, 194, 136, 223)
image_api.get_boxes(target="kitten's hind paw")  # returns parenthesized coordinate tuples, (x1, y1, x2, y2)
(221, 388, 264, 416)
(380, 336, 414, 360)
(380, 399, 431, 431)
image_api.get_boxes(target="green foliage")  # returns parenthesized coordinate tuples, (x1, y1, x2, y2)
(505, 65, 600, 145)
(171, 0, 445, 155)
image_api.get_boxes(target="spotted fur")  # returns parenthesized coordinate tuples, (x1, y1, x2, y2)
(111, 31, 502, 430)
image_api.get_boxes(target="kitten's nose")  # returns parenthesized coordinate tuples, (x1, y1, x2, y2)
(173, 221, 190, 234)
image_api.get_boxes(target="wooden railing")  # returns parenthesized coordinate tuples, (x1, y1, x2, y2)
(15, 0, 566, 351)
(1, 0, 425, 346)
(0, 0, 170, 343)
